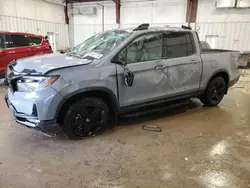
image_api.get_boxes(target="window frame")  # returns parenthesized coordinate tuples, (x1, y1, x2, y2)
(0, 34, 14, 49)
(195, 31, 203, 52)
(112, 31, 165, 65)
(28, 36, 43, 45)
(162, 31, 197, 59)
(112, 30, 197, 65)
(0, 34, 7, 49)
(9, 34, 32, 48)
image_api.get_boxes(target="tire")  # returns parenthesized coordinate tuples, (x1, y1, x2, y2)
(61, 97, 110, 140)
(200, 76, 227, 106)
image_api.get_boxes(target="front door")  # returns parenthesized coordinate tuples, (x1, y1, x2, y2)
(162, 31, 202, 96)
(28, 36, 43, 55)
(9, 34, 33, 60)
(116, 32, 169, 107)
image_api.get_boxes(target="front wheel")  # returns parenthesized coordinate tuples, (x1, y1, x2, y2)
(200, 76, 227, 106)
(61, 97, 110, 140)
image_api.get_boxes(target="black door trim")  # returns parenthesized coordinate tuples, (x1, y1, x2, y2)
(119, 89, 204, 114)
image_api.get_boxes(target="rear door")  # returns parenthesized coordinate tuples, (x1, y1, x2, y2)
(0, 34, 14, 75)
(116, 32, 170, 107)
(163, 31, 202, 96)
(29, 36, 51, 55)
(9, 34, 33, 60)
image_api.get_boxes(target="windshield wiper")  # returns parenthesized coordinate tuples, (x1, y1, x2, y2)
(82, 56, 96, 60)
(66, 52, 83, 59)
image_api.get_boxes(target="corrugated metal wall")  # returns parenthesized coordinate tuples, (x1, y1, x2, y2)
(73, 23, 185, 46)
(0, 14, 70, 51)
(196, 22, 250, 52)
(73, 24, 118, 46)
(72, 21, 250, 52)
(122, 22, 250, 52)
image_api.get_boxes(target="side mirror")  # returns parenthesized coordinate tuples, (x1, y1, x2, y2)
(124, 68, 134, 87)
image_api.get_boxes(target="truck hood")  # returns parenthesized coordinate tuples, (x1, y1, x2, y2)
(11, 53, 93, 75)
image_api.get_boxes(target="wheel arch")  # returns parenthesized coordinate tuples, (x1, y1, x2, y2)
(206, 69, 230, 94)
(56, 87, 119, 124)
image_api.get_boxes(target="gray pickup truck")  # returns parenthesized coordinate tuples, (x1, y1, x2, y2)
(5, 24, 240, 139)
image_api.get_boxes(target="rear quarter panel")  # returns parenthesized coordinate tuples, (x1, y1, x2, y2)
(200, 52, 240, 90)
(31, 37, 52, 55)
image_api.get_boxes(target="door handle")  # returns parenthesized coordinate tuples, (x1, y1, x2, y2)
(154, 65, 166, 70)
(190, 60, 199, 64)
(8, 51, 16, 54)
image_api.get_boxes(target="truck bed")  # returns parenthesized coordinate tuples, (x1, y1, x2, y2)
(200, 50, 240, 90)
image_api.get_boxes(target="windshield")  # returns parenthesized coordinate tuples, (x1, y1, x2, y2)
(71, 30, 131, 60)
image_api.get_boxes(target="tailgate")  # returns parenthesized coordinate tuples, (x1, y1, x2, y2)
(230, 52, 240, 69)
(230, 52, 241, 80)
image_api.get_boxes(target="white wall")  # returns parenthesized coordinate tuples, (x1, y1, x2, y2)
(121, 0, 186, 25)
(69, 0, 250, 51)
(197, 0, 250, 22)
(69, 2, 118, 46)
(196, 0, 250, 51)
(71, 2, 117, 46)
(0, 0, 65, 23)
(0, 0, 69, 50)
(69, 0, 186, 46)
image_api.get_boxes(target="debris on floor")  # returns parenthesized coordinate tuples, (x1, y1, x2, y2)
(142, 125, 162, 132)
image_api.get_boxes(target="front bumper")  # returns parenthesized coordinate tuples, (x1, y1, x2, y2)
(5, 95, 62, 136)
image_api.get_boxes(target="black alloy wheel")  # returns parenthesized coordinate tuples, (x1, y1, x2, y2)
(62, 97, 109, 139)
(200, 76, 226, 106)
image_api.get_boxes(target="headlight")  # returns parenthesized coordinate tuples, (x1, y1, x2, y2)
(17, 76, 60, 92)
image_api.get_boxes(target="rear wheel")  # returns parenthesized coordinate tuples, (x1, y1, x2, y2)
(200, 76, 226, 106)
(61, 97, 109, 140)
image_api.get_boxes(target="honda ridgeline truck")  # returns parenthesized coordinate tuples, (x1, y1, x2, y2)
(5, 24, 240, 139)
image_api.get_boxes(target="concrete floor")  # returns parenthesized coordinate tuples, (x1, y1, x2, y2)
(0, 72, 250, 188)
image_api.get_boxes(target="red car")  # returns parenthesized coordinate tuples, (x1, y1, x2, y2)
(0, 31, 53, 78)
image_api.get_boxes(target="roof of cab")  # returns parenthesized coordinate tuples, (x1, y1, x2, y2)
(136, 26, 191, 32)
(119, 26, 192, 34)
(0, 31, 44, 37)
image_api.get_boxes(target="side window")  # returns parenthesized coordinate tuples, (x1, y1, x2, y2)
(29, 37, 42, 45)
(119, 33, 162, 64)
(0, 34, 13, 49)
(0, 34, 7, 49)
(10, 34, 31, 47)
(163, 32, 196, 59)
